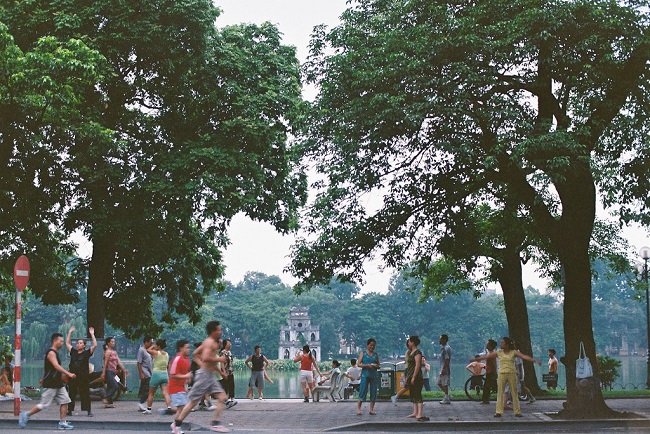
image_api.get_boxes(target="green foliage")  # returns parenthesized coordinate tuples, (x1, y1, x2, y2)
(0, 19, 105, 307)
(293, 1, 649, 411)
(0, 261, 642, 367)
(0, 0, 306, 338)
(597, 355, 622, 390)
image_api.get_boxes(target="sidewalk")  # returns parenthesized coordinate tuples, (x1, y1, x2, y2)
(1, 397, 649, 432)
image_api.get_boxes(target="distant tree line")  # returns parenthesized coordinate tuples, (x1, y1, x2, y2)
(3, 260, 644, 366)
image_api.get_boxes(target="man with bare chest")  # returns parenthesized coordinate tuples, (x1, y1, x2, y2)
(171, 321, 229, 433)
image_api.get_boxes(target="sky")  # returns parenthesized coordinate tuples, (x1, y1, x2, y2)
(213, 1, 650, 293)
(215, 0, 413, 292)
(214, 0, 399, 291)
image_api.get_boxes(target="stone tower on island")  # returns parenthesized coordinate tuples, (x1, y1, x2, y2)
(278, 306, 321, 361)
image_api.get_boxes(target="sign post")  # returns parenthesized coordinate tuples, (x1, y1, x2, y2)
(13, 255, 29, 416)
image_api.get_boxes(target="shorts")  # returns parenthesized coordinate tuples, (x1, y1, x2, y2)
(546, 374, 558, 388)
(150, 371, 169, 388)
(437, 373, 450, 387)
(249, 371, 265, 389)
(38, 387, 71, 409)
(298, 370, 313, 384)
(170, 392, 188, 407)
(469, 375, 483, 389)
(188, 369, 223, 401)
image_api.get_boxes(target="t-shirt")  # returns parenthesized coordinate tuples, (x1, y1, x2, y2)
(346, 366, 361, 385)
(168, 354, 191, 395)
(440, 344, 451, 371)
(421, 363, 430, 379)
(69, 349, 92, 376)
(137, 345, 152, 378)
(515, 357, 524, 381)
(496, 349, 517, 374)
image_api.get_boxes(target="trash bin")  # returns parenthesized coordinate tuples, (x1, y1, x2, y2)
(395, 363, 410, 397)
(378, 366, 395, 398)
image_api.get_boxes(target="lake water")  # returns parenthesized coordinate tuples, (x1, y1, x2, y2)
(16, 357, 648, 398)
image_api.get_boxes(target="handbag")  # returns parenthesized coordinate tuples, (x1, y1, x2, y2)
(575, 341, 593, 379)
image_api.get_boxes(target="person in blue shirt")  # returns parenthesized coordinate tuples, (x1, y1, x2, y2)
(356, 338, 380, 415)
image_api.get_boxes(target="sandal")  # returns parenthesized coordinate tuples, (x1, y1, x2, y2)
(417, 416, 430, 421)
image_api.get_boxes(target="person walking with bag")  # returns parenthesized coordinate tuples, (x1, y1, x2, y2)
(101, 337, 128, 408)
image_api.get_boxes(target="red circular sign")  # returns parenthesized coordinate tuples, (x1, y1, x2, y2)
(13, 255, 30, 291)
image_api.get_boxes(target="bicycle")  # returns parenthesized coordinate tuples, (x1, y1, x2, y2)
(465, 374, 493, 401)
(464, 374, 528, 402)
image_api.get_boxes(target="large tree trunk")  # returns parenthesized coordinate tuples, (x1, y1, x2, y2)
(86, 232, 116, 339)
(554, 164, 617, 418)
(498, 245, 544, 395)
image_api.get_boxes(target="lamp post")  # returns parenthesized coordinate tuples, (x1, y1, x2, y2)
(640, 246, 650, 389)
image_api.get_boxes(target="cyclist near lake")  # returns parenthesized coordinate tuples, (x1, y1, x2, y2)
(466, 354, 486, 392)
(470, 337, 541, 418)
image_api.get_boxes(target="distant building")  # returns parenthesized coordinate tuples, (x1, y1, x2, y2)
(278, 306, 321, 361)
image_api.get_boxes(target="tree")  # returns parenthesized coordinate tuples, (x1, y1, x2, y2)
(1, 0, 306, 338)
(292, 0, 649, 417)
(0, 21, 105, 314)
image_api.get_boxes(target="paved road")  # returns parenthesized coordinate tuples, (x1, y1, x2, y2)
(1, 397, 649, 432)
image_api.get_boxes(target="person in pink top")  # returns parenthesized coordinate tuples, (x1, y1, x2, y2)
(101, 337, 127, 408)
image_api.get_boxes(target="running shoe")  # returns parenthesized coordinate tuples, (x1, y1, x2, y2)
(209, 422, 230, 432)
(58, 421, 74, 430)
(18, 411, 29, 428)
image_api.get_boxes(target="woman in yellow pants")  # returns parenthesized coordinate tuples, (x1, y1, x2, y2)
(470, 337, 541, 417)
